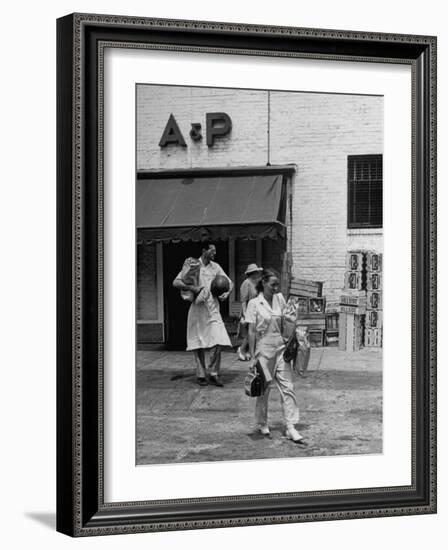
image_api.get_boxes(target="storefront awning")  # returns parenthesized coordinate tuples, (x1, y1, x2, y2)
(136, 174, 287, 243)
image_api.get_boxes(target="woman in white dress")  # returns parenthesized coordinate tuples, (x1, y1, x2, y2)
(245, 269, 304, 444)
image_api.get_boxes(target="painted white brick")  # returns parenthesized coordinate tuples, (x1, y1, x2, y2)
(137, 85, 268, 170)
(269, 92, 383, 300)
(137, 86, 383, 302)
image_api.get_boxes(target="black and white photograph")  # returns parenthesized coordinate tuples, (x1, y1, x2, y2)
(1, 0, 443, 544)
(135, 83, 383, 465)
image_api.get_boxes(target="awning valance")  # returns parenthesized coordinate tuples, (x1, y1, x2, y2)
(136, 173, 286, 243)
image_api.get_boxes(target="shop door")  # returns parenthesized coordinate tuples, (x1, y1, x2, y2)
(163, 241, 229, 349)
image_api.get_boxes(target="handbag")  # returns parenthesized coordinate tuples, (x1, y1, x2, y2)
(283, 331, 299, 363)
(244, 360, 266, 397)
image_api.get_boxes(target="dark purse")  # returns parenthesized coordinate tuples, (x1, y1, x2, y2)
(283, 331, 299, 363)
(244, 360, 266, 397)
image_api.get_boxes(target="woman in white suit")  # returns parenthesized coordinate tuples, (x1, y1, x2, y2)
(245, 268, 304, 444)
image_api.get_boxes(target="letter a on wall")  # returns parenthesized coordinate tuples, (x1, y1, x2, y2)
(159, 114, 187, 147)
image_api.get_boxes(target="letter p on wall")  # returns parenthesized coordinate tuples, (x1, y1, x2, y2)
(206, 112, 232, 146)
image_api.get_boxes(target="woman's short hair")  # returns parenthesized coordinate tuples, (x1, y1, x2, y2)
(256, 268, 279, 293)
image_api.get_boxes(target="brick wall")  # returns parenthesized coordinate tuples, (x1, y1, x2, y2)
(137, 85, 268, 170)
(262, 238, 287, 294)
(137, 86, 383, 305)
(269, 92, 383, 300)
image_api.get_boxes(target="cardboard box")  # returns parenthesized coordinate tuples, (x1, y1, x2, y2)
(345, 251, 364, 272)
(339, 312, 363, 352)
(364, 328, 382, 347)
(365, 310, 383, 329)
(367, 290, 383, 310)
(344, 271, 363, 291)
(340, 304, 367, 315)
(366, 252, 382, 272)
(340, 291, 367, 307)
(367, 272, 382, 291)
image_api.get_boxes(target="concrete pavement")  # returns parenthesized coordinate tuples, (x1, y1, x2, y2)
(136, 346, 382, 465)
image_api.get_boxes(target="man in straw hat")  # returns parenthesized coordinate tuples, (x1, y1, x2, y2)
(237, 263, 263, 361)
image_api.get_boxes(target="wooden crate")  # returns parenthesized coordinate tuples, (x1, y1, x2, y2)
(296, 317, 326, 329)
(365, 310, 383, 329)
(325, 300, 340, 314)
(367, 290, 383, 310)
(345, 251, 364, 272)
(340, 291, 367, 307)
(326, 313, 339, 330)
(367, 272, 382, 291)
(286, 296, 326, 316)
(364, 328, 382, 347)
(309, 297, 326, 314)
(344, 271, 363, 291)
(366, 252, 383, 272)
(339, 312, 364, 352)
(290, 278, 323, 298)
(325, 329, 339, 346)
(308, 329, 325, 347)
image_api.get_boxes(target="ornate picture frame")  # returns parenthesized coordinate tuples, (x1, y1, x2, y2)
(56, 13, 436, 536)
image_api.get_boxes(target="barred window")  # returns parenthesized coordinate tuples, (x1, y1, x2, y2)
(347, 154, 383, 229)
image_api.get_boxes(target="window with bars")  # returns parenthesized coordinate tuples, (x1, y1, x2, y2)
(347, 154, 383, 229)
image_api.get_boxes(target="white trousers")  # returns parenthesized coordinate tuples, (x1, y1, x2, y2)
(255, 347, 299, 427)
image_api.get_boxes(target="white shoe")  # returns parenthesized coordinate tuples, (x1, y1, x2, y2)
(259, 425, 271, 436)
(237, 347, 247, 361)
(285, 426, 304, 443)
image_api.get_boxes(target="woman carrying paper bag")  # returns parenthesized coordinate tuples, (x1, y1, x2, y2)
(245, 269, 305, 444)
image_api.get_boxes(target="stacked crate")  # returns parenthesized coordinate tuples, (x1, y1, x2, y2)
(299, 297, 326, 347)
(339, 251, 366, 352)
(324, 299, 340, 346)
(339, 291, 366, 351)
(364, 252, 383, 347)
(290, 278, 323, 299)
(289, 278, 326, 347)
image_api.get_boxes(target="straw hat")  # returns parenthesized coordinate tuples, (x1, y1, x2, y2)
(245, 263, 263, 275)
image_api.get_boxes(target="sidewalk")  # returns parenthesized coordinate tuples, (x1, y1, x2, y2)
(136, 346, 382, 465)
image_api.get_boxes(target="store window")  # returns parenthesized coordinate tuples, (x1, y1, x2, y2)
(347, 154, 383, 229)
(136, 242, 164, 343)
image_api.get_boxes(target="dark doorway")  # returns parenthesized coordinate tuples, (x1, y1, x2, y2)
(163, 240, 229, 349)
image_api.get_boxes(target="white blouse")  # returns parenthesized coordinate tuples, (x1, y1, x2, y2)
(245, 292, 287, 336)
